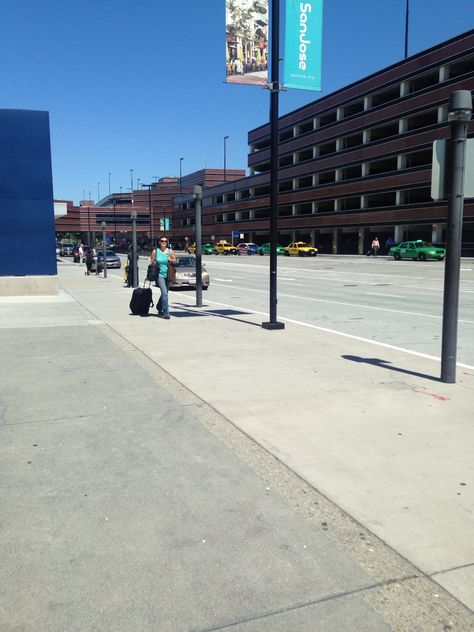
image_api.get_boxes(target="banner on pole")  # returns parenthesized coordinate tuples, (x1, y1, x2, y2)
(226, 0, 269, 87)
(284, 0, 323, 91)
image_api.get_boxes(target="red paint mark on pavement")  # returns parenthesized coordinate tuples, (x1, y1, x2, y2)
(412, 388, 450, 402)
(462, 371, 474, 377)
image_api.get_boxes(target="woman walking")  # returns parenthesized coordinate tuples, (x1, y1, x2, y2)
(150, 237, 176, 319)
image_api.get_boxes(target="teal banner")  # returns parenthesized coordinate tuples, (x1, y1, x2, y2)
(284, 0, 323, 91)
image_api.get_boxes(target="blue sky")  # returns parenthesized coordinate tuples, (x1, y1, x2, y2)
(1, 0, 473, 203)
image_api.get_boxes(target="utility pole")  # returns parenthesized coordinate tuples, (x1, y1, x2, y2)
(194, 186, 203, 307)
(262, 0, 284, 330)
(441, 91, 472, 383)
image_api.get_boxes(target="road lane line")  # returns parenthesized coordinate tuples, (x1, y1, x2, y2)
(173, 293, 474, 370)
(211, 283, 474, 324)
(365, 292, 406, 298)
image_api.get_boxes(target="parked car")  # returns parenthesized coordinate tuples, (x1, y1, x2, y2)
(56, 243, 61, 256)
(169, 254, 210, 289)
(236, 242, 259, 255)
(284, 242, 318, 256)
(60, 243, 75, 257)
(389, 240, 446, 261)
(91, 250, 121, 271)
(188, 243, 218, 255)
(258, 243, 285, 256)
(215, 241, 239, 255)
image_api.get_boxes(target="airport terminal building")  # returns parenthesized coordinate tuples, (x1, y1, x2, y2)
(174, 30, 474, 254)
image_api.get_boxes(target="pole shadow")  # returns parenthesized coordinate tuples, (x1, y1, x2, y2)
(170, 304, 261, 327)
(341, 355, 440, 382)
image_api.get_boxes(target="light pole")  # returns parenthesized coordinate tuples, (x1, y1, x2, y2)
(262, 0, 284, 330)
(137, 178, 141, 190)
(224, 135, 229, 182)
(404, 0, 409, 59)
(101, 221, 107, 279)
(87, 189, 92, 245)
(141, 183, 153, 250)
(179, 157, 183, 192)
(130, 169, 134, 201)
(440, 90, 472, 383)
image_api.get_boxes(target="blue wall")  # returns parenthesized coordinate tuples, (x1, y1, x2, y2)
(0, 109, 57, 276)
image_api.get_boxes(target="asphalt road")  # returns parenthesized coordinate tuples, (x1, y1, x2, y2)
(114, 253, 474, 367)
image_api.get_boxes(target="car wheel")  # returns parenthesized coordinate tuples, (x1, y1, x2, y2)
(418, 253, 426, 261)
(298, 252, 303, 257)
(394, 253, 401, 260)
(284, 251, 290, 256)
(224, 251, 228, 255)
(259, 251, 263, 256)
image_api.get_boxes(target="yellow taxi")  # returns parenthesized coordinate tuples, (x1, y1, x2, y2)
(284, 241, 318, 257)
(215, 241, 239, 255)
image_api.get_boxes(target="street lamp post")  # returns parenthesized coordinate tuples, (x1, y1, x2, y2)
(101, 221, 107, 279)
(262, 0, 284, 330)
(179, 157, 183, 192)
(130, 169, 134, 202)
(224, 135, 229, 182)
(141, 183, 154, 251)
(440, 90, 472, 383)
(88, 189, 92, 245)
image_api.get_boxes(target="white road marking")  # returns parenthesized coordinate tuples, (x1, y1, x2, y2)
(214, 278, 233, 282)
(365, 292, 406, 298)
(211, 282, 474, 324)
(174, 292, 474, 370)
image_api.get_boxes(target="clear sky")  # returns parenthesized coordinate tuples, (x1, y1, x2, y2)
(2, 0, 473, 204)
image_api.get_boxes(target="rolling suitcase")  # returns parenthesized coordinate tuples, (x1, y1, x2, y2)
(129, 281, 154, 316)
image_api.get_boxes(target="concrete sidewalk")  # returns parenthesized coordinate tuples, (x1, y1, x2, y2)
(0, 262, 473, 631)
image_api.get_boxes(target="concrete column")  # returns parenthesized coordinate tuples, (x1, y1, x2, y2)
(313, 174, 319, 186)
(397, 154, 407, 170)
(249, 210, 255, 220)
(363, 129, 370, 144)
(438, 105, 448, 123)
(292, 179, 297, 191)
(358, 227, 365, 255)
(235, 211, 241, 221)
(311, 202, 316, 214)
(335, 198, 342, 212)
(360, 195, 368, 209)
(399, 118, 408, 134)
(314, 146, 320, 158)
(314, 117, 320, 129)
(310, 229, 316, 245)
(291, 230, 296, 242)
(293, 152, 298, 164)
(432, 223, 443, 243)
(249, 188, 255, 198)
(336, 138, 344, 152)
(332, 228, 339, 254)
(292, 204, 297, 216)
(396, 190, 405, 206)
(361, 162, 370, 176)
(337, 107, 344, 121)
(335, 168, 344, 182)
(364, 95, 372, 110)
(439, 65, 449, 82)
(394, 225, 404, 242)
(400, 81, 410, 97)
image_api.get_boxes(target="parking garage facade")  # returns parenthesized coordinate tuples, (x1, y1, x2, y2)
(174, 30, 474, 254)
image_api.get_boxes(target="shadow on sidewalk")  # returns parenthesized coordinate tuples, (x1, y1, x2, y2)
(171, 304, 261, 327)
(342, 354, 440, 382)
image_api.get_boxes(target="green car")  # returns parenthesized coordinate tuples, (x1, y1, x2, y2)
(389, 240, 445, 261)
(258, 243, 285, 255)
(202, 243, 218, 255)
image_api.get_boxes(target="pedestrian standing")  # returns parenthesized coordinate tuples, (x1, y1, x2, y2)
(385, 236, 394, 254)
(150, 237, 176, 320)
(85, 247, 94, 275)
(371, 237, 380, 256)
(78, 243, 84, 263)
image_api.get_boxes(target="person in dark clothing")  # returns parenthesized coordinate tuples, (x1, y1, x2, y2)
(85, 248, 94, 275)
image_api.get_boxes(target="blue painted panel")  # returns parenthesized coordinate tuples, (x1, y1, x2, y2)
(0, 109, 57, 276)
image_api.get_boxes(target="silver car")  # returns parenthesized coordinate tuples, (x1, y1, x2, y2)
(91, 250, 121, 271)
(170, 254, 209, 289)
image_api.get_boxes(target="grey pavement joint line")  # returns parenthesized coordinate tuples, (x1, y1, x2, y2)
(97, 324, 474, 630)
(431, 562, 474, 576)
(191, 578, 418, 632)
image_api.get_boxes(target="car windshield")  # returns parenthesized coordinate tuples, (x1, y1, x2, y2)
(175, 257, 195, 267)
(97, 250, 117, 257)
